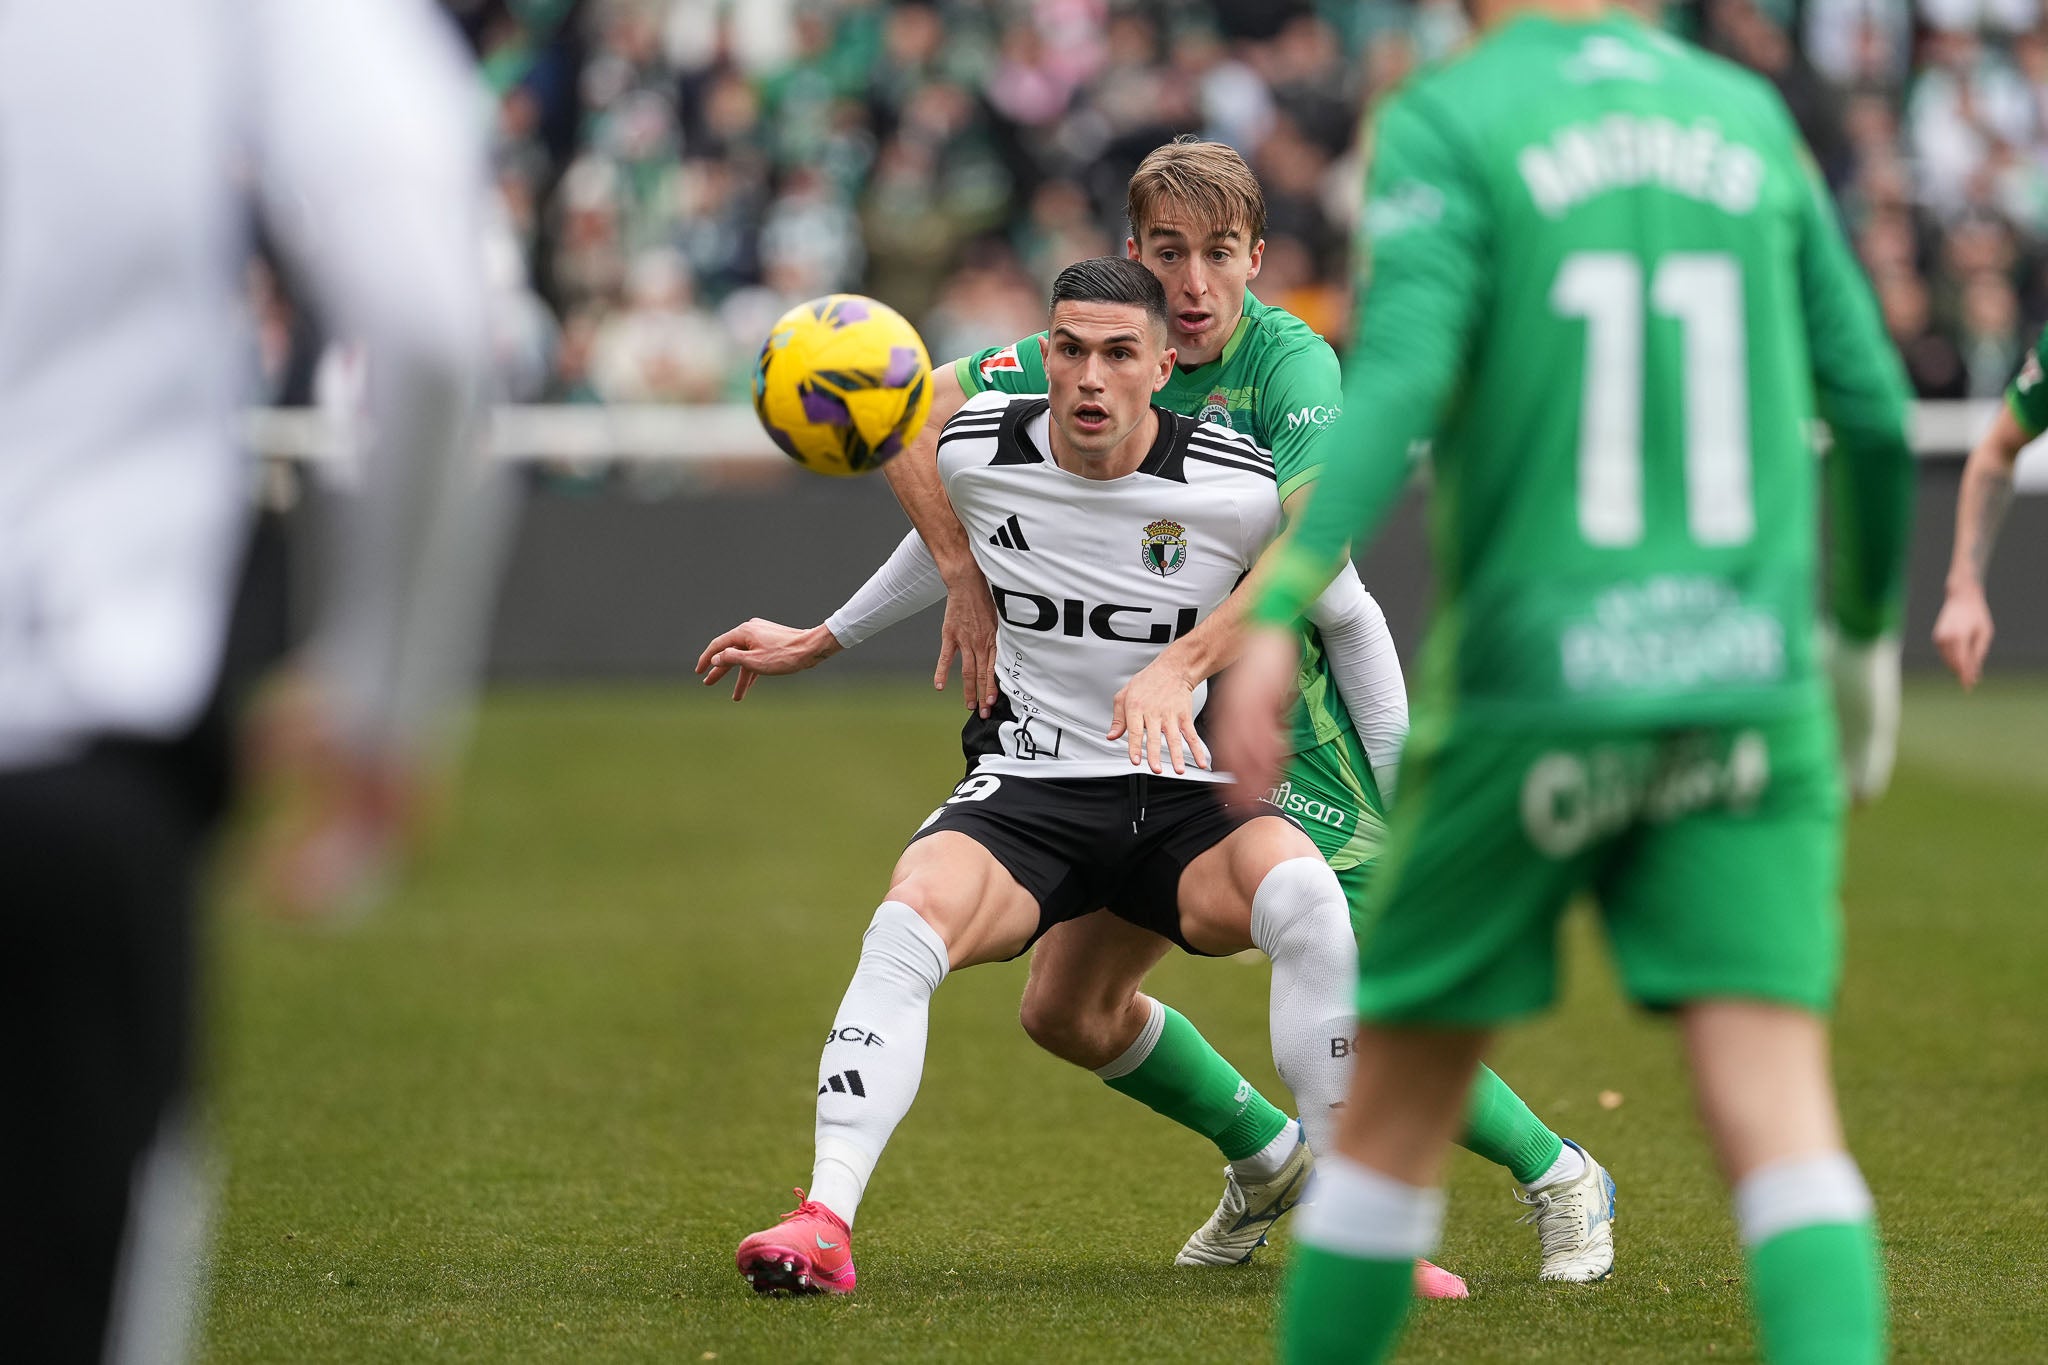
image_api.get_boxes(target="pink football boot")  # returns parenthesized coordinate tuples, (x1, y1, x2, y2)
(1414, 1258, 1471, 1299)
(736, 1190, 857, 1295)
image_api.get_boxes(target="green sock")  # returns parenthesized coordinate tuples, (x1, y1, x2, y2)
(1100, 1004, 1291, 1161)
(1457, 1063, 1565, 1184)
(1279, 1242, 1414, 1365)
(1747, 1220, 1887, 1365)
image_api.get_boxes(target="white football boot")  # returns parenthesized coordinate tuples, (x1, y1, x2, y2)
(1513, 1139, 1617, 1282)
(1175, 1129, 1314, 1266)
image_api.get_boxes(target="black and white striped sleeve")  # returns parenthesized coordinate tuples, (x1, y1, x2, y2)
(1183, 423, 1277, 482)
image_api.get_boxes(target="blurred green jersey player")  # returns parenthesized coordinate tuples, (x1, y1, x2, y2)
(1224, 6, 1912, 1363)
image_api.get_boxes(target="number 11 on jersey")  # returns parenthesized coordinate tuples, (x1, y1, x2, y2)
(1552, 251, 1756, 550)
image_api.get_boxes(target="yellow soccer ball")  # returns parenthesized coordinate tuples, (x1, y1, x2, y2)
(751, 294, 934, 476)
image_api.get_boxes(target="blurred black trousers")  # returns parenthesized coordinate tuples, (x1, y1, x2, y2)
(0, 734, 218, 1363)
(0, 514, 277, 1362)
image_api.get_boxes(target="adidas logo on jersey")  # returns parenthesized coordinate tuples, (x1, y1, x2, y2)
(819, 1070, 867, 1098)
(988, 514, 1031, 550)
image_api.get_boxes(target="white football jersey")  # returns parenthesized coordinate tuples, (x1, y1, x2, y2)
(937, 390, 1281, 780)
(0, 0, 487, 770)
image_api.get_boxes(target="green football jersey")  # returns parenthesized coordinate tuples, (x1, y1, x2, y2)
(958, 292, 1361, 756)
(1255, 11, 1915, 730)
(2005, 325, 2048, 436)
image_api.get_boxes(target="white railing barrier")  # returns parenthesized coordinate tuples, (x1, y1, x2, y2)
(244, 401, 2048, 488)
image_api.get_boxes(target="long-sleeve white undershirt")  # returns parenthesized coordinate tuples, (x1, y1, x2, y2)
(825, 530, 946, 648)
(1302, 565, 1409, 802)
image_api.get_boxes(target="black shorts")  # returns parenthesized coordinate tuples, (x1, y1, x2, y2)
(905, 770, 1281, 954)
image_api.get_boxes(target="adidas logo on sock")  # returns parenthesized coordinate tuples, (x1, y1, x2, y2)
(819, 1069, 866, 1098)
(987, 514, 1031, 550)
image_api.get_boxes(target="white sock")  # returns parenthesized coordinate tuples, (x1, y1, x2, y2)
(808, 901, 950, 1227)
(1233, 1117, 1302, 1183)
(1733, 1150, 1874, 1248)
(1090, 995, 1166, 1082)
(1295, 1154, 1445, 1260)
(1524, 1141, 1587, 1192)
(1250, 856, 1358, 1160)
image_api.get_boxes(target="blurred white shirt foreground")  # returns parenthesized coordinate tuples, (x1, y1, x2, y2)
(0, 0, 498, 772)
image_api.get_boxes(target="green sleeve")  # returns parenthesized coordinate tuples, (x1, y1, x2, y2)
(2004, 329, 2048, 438)
(1256, 339, 1346, 502)
(1252, 91, 1491, 626)
(1791, 132, 1915, 642)
(952, 333, 1049, 396)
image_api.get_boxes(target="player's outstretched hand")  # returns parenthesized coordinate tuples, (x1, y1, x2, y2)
(1827, 629, 1902, 805)
(1210, 626, 1300, 804)
(1932, 587, 1996, 691)
(240, 675, 432, 923)
(696, 618, 842, 700)
(936, 571, 999, 718)
(1110, 655, 1209, 775)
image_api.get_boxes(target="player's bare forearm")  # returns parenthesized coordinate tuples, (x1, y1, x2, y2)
(881, 361, 976, 582)
(1945, 408, 2025, 594)
(695, 619, 842, 700)
(883, 361, 999, 714)
(1211, 625, 1299, 802)
(1932, 407, 2025, 688)
(1162, 584, 1247, 684)
(1110, 497, 1329, 774)
(1149, 491, 1320, 685)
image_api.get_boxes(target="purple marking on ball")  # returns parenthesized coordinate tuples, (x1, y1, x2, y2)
(831, 299, 871, 328)
(874, 431, 905, 461)
(800, 386, 852, 425)
(760, 420, 801, 458)
(883, 346, 921, 387)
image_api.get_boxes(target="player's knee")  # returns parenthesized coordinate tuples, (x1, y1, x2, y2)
(1016, 990, 1077, 1057)
(1249, 855, 1353, 962)
(1017, 989, 1122, 1067)
(1235, 818, 1323, 895)
(1682, 1000, 1842, 1180)
(856, 900, 951, 994)
(882, 871, 977, 947)
(891, 871, 1041, 971)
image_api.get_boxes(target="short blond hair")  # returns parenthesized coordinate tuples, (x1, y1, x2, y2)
(1126, 136, 1267, 245)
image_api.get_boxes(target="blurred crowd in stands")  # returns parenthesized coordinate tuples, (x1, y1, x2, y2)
(246, 0, 2048, 409)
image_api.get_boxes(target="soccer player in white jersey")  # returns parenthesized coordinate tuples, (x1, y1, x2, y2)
(708, 142, 1613, 1293)
(717, 258, 1372, 1296)
(0, 2, 496, 1357)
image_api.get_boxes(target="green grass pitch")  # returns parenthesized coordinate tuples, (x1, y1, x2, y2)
(200, 678, 2048, 1363)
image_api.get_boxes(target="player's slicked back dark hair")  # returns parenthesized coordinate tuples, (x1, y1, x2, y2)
(1048, 256, 1169, 333)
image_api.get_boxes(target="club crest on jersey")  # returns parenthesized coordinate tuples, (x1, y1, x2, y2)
(1141, 518, 1189, 577)
(2021, 350, 2043, 394)
(1197, 392, 1233, 427)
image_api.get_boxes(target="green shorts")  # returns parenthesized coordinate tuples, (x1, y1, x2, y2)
(1271, 729, 1389, 876)
(1356, 706, 1845, 1025)
(1337, 859, 1377, 940)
